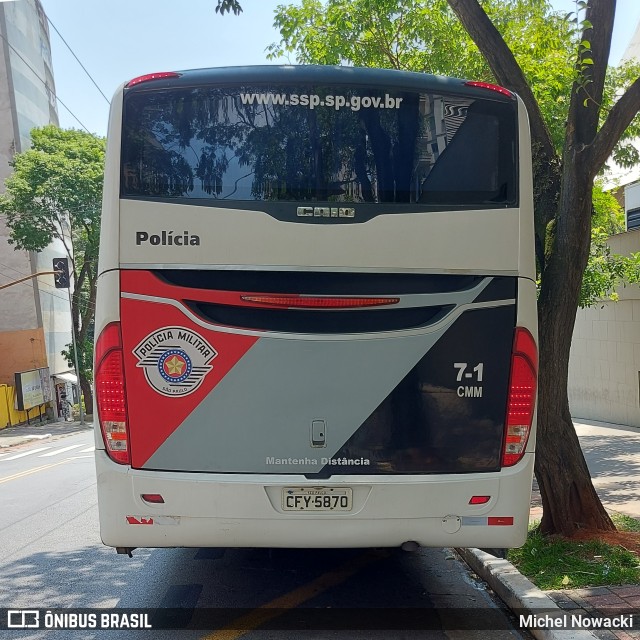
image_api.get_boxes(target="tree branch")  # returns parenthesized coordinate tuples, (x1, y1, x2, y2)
(446, 0, 556, 163)
(568, 0, 615, 150)
(446, 0, 562, 271)
(590, 76, 640, 176)
(369, 7, 400, 68)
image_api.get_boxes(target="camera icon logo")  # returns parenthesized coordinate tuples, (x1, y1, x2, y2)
(7, 610, 40, 628)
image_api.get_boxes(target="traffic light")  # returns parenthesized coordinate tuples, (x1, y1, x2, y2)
(53, 257, 70, 289)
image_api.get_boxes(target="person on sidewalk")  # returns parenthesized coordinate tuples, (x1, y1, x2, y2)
(59, 393, 73, 422)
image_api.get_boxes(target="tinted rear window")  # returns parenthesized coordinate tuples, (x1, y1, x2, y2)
(121, 85, 517, 207)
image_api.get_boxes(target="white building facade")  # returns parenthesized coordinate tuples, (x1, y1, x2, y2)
(0, 0, 73, 417)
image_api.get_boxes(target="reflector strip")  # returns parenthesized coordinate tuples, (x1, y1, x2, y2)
(126, 516, 154, 525)
(141, 494, 165, 504)
(488, 517, 514, 526)
(460, 516, 514, 526)
(469, 496, 491, 505)
(240, 295, 400, 309)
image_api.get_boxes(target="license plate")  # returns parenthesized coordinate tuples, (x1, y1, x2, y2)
(282, 487, 352, 512)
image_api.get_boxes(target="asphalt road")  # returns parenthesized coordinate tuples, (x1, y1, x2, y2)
(0, 431, 531, 639)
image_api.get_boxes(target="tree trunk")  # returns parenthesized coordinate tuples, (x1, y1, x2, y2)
(535, 304, 615, 535)
(445, 0, 640, 538)
(79, 372, 93, 418)
(534, 157, 615, 536)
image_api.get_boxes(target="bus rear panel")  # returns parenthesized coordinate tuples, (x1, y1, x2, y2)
(94, 66, 537, 551)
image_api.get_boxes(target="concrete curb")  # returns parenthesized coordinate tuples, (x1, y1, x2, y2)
(457, 548, 597, 640)
(0, 433, 52, 448)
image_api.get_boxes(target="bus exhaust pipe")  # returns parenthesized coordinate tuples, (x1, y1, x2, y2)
(401, 541, 420, 552)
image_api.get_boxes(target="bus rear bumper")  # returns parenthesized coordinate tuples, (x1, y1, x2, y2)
(95, 451, 534, 550)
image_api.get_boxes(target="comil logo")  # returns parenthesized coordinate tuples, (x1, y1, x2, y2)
(296, 207, 355, 218)
(133, 327, 217, 397)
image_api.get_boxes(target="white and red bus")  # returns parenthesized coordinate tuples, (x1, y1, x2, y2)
(94, 66, 537, 554)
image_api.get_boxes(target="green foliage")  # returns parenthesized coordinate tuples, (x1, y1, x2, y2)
(580, 184, 640, 308)
(269, 0, 577, 151)
(0, 126, 104, 253)
(61, 338, 94, 384)
(508, 524, 640, 590)
(591, 183, 624, 235)
(610, 513, 640, 533)
(601, 59, 640, 170)
(269, 0, 482, 77)
(564, 4, 640, 164)
(565, 3, 596, 104)
(580, 230, 640, 308)
(0, 126, 105, 401)
(268, 0, 635, 161)
(485, 0, 575, 153)
(215, 0, 242, 15)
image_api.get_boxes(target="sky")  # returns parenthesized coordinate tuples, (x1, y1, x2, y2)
(38, 0, 640, 138)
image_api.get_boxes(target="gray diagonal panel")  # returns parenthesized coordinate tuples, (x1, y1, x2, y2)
(146, 329, 446, 473)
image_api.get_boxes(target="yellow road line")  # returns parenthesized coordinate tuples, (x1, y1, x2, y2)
(0, 458, 74, 484)
(203, 549, 389, 640)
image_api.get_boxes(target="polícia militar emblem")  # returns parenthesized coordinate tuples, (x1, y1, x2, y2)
(133, 327, 217, 396)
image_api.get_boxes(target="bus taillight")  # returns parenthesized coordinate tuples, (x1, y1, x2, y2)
(240, 295, 400, 308)
(126, 72, 181, 88)
(464, 81, 514, 98)
(503, 327, 537, 467)
(95, 322, 130, 464)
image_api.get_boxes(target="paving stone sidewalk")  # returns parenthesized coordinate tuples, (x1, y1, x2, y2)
(546, 586, 640, 639)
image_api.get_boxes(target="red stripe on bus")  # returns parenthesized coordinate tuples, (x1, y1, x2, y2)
(120, 294, 258, 467)
(121, 270, 398, 310)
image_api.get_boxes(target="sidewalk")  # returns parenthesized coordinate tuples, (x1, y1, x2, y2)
(0, 416, 93, 448)
(546, 586, 640, 639)
(529, 419, 640, 521)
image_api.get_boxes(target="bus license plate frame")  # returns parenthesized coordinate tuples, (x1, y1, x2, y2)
(282, 487, 353, 512)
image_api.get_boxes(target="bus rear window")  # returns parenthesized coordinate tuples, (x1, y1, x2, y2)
(121, 85, 517, 207)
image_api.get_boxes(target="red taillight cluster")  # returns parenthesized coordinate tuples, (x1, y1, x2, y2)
(95, 322, 130, 464)
(503, 328, 537, 467)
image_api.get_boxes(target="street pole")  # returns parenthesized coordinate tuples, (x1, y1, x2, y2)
(67, 288, 85, 425)
(52, 257, 85, 425)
